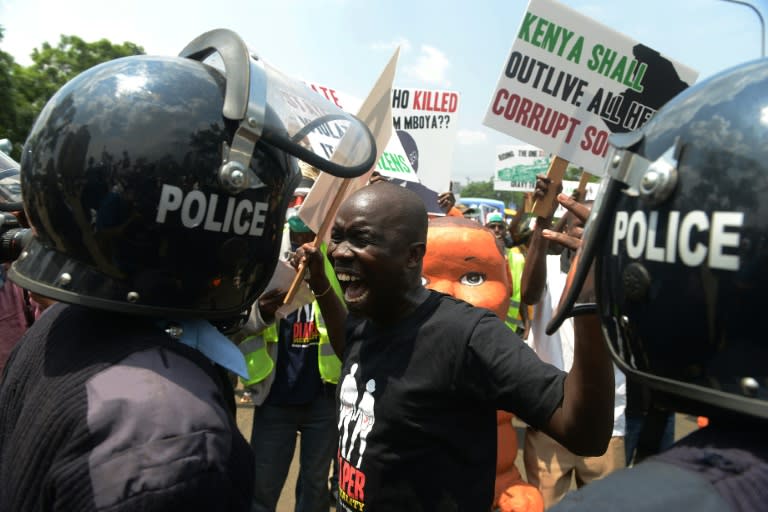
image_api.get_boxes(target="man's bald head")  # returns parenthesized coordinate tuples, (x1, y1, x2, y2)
(343, 181, 428, 245)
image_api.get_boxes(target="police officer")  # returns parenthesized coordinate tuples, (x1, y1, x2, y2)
(0, 29, 375, 512)
(544, 57, 768, 511)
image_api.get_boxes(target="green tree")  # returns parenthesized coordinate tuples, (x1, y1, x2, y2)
(2, 34, 144, 158)
(459, 179, 521, 209)
(565, 165, 601, 181)
(0, 26, 20, 151)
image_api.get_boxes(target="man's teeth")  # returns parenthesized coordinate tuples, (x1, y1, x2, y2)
(337, 273, 360, 282)
(346, 290, 369, 304)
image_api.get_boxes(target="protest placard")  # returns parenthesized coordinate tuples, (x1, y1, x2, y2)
(305, 82, 419, 183)
(391, 87, 461, 192)
(483, 0, 698, 175)
(493, 144, 549, 192)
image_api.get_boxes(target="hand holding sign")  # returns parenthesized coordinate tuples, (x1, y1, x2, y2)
(531, 156, 567, 218)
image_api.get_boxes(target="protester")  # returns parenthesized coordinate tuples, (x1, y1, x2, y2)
(486, 211, 514, 247)
(520, 183, 626, 508)
(237, 179, 343, 512)
(423, 215, 543, 512)
(0, 264, 34, 373)
(481, 210, 531, 337)
(294, 180, 614, 511)
(0, 28, 375, 511)
(547, 57, 768, 510)
(0, 163, 38, 374)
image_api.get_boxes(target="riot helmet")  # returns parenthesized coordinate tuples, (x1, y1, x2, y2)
(9, 29, 376, 321)
(548, 58, 768, 421)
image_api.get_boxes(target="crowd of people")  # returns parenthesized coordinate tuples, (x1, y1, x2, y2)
(1, 27, 767, 512)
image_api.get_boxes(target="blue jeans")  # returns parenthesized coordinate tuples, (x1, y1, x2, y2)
(250, 388, 337, 512)
(625, 411, 675, 465)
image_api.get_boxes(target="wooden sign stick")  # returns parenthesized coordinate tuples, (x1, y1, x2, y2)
(283, 179, 352, 304)
(575, 170, 591, 201)
(531, 156, 569, 218)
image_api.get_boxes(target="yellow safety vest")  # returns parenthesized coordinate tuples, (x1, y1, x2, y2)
(506, 247, 526, 333)
(240, 302, 341, 387)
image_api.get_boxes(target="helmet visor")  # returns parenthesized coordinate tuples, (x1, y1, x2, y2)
(260, 59, 376, 178)
(180, 29, 376, 180)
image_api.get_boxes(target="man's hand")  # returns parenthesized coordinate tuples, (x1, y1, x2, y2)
(542, 193, 595, 302)
(533, 174, 563, 222)
(257, 288, 287, 324)
(368, 171, 389, 185)
(293, 243, 331, 296)
(293, 242, 348, 358)
(541, 193, 590, 250)
(437, 191, 456, 213)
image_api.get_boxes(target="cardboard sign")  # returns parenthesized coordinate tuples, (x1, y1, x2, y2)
(483, 0, 698, 175)
(391, 87, 461, 192)
(306, 82, 419, 183)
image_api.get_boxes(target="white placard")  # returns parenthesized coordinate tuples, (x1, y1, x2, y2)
(484, 0, 698, 175)
(391, 87, 461, 192)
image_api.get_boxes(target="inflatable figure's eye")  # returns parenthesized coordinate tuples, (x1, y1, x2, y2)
(460, 272, 486, 286)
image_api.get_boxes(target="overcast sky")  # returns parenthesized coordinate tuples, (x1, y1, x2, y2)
(1, 0, 764, 183)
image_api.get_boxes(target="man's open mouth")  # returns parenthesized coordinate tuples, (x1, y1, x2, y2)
(337, 272, 369, 304)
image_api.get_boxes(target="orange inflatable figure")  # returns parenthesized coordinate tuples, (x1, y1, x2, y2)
(423, 217, 544, 512)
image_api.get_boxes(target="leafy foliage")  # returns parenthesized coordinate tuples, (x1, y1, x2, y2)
(0, 26, 20, 150)
(460, 179, 523, 210)
(0, 33, 144, 158)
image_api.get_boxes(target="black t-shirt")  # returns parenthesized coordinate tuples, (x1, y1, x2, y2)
(266, 304, 322, 406)
(335, 290, 566, 511)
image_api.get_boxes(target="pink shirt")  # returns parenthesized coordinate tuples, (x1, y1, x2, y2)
(0, 270, 34, 374)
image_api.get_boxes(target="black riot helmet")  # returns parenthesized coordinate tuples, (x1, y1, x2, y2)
(9, 29, 376, 321)
(548, 58, 768, 421)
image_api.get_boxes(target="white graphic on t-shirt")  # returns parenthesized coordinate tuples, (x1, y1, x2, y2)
(349, 379, 376, 467)
(338, 363, 359, 457)
(337, 363, 378, 470)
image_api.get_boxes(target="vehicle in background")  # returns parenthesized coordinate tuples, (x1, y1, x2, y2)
(456, 197, 506, 225)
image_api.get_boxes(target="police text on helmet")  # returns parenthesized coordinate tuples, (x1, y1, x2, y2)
(612, 210, 743, 271)
(156, 184, 268, 236)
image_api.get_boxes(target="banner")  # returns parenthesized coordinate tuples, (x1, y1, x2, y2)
(391, 87, 461, 192)
(483, 0, 698, 175)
